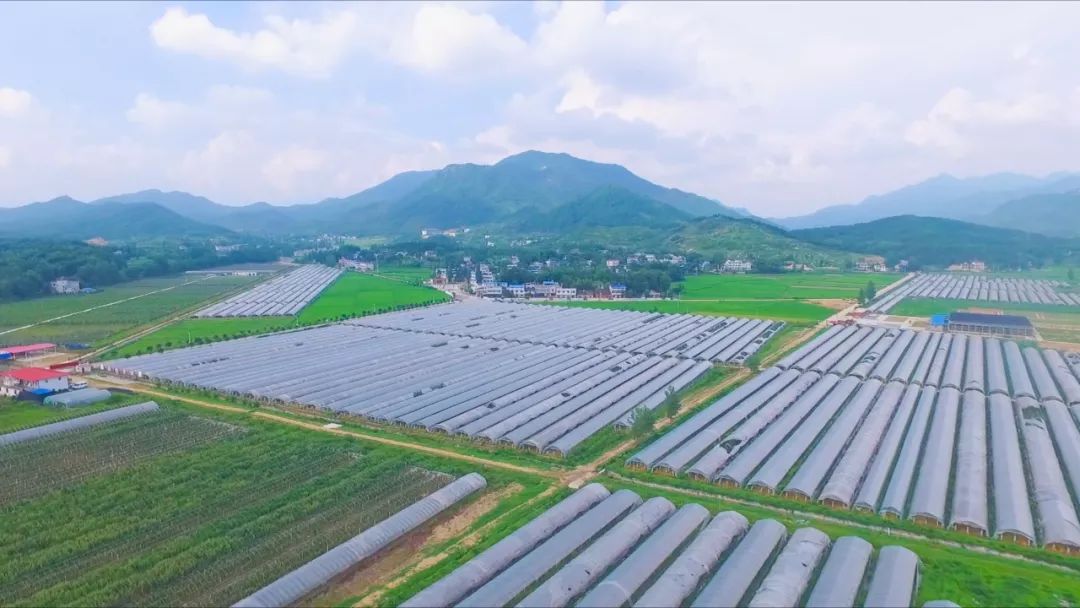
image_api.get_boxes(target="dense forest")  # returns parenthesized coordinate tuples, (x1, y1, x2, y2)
(793, 215, 1080, 270)
(0, 238, 283, 302)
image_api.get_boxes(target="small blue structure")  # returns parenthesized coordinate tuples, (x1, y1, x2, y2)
(930, 313, 949, 328)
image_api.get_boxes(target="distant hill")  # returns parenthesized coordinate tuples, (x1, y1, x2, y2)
(975, 192, 1080, 238)
(66, 151, 742, 236)
(0, 197, 231, 240)
(775, 172, 1080, 232)
(792, 215, 1080, 269)
(517, 186, 691, 231)
(669, 216, 855, 267)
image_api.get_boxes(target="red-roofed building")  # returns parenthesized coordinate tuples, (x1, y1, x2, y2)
(1, 367, 70, 397)
(0, 343, 56, 360)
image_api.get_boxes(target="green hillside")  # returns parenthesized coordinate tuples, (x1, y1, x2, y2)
(670, 216, 855, 267)
(793, 215, 1080, 269)
(0, 199, 230, 240)
(977, 192, 1080, 237)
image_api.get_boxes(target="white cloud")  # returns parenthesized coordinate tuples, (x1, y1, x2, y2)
(0, 146, 11, 169)
(150, 7, 360, 77)
(0, 87, 33, 117)
(262, 146, 325, 191)
(126, 93, 189, 129)
(392, 4, 526, 72)
(906, 87, 1064, 154)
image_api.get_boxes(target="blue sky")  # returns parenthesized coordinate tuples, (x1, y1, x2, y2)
(1, 1, 1079, 216)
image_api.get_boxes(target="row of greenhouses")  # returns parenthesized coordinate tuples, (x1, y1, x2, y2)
(402, 483, 953, 608)
(195, 265, 341, 317)
(351, 300, 783, 364)
(98, 322, 715, 457)
(870, 273, 1079, 312)
(629, 326, 1080, 552)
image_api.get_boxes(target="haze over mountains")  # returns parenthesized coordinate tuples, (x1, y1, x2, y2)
(775, 172, 1080, 235)
(2, 151, 1078, 262)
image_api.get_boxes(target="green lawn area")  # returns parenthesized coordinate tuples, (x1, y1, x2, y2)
(104, 272, 449, 358)
(295, 272, 447, 322)
(0, 394, 141, 434)
(0, 275, 261, 347)
(555, 298, 834, 324)
(372, 265, 435, 285)
(891, 297, 1080, 317)
(680, 272, 903, 300)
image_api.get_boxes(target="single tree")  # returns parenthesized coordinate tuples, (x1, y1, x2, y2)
(631, 406, 657, 436)
(661, 387, 681, 419)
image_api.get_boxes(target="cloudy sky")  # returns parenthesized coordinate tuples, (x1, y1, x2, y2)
(2, 1, 1079, 216)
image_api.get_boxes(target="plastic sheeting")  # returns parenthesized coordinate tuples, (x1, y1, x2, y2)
(234, 473, 487, 608)
(949, 390, 988, 535)
(863, 546, 920, 608)
(1015, 397, 1080, 550)
(854, 384, 920, 512)
(459, 489, 641, 608)
(402, 484, 610, 608)
(747, 527, 830, 607)
(987, 393, 1035, 543)
(578, 504, 709, 608)
(42, 388, 111, 407)
(879, 386, 936, 518)
(517, 497, 674, 608)
(784, 379, 883, 499)
(819, 381, 905, 507)
(805, 536, 872, 608)
(691, 519, 787, 608)
(634, 511, 749, 607)
(0, 401, 158, 447)
(909, 388, 960, 525)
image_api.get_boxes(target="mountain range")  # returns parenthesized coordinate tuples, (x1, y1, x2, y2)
(2, 150, 1078, 269)
(775, 172, 1080, 235)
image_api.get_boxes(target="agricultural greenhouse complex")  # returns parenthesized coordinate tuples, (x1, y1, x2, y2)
(195, 265, 342, 317)
(629, 325, 1080, 552)
(353, 300, 785, 364)
(869, 273, 1080, 313)
(98, 303, 782, 456)
(402, 483, 942, 608)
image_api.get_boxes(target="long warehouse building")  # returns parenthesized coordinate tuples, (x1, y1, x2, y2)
(629, 324, 1080, 553)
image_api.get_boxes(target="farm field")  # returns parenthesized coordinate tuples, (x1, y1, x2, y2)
(0, 402, 483, 607)
(0, 394, 143, 434)
(0, 275, 261, 347)
(103, 272, 450, 358)
(374, 265, 436, 284)
(295, 271, 448, 323)
(680, 272, 903, 300)
(556, 298, 834, 324)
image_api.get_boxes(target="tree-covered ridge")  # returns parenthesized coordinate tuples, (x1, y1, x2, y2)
(0, 239, 281, 302)
(792, 215, 1080, 269)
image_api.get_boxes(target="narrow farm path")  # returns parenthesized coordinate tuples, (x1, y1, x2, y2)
(346, 483, 547, 608)
(89, 378, 560, 479)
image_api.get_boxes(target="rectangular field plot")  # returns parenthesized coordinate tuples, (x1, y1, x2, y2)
(0, 275, 260, 346)
(101, 303, 784, 457)
(401, 483, 942, 608)
(195, 264, 342, 317)
(680, 272, 904, 300)
(629, 324, 1080, 553)
(0, 402, 474, 607)
(870, 273, 1080, 313)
